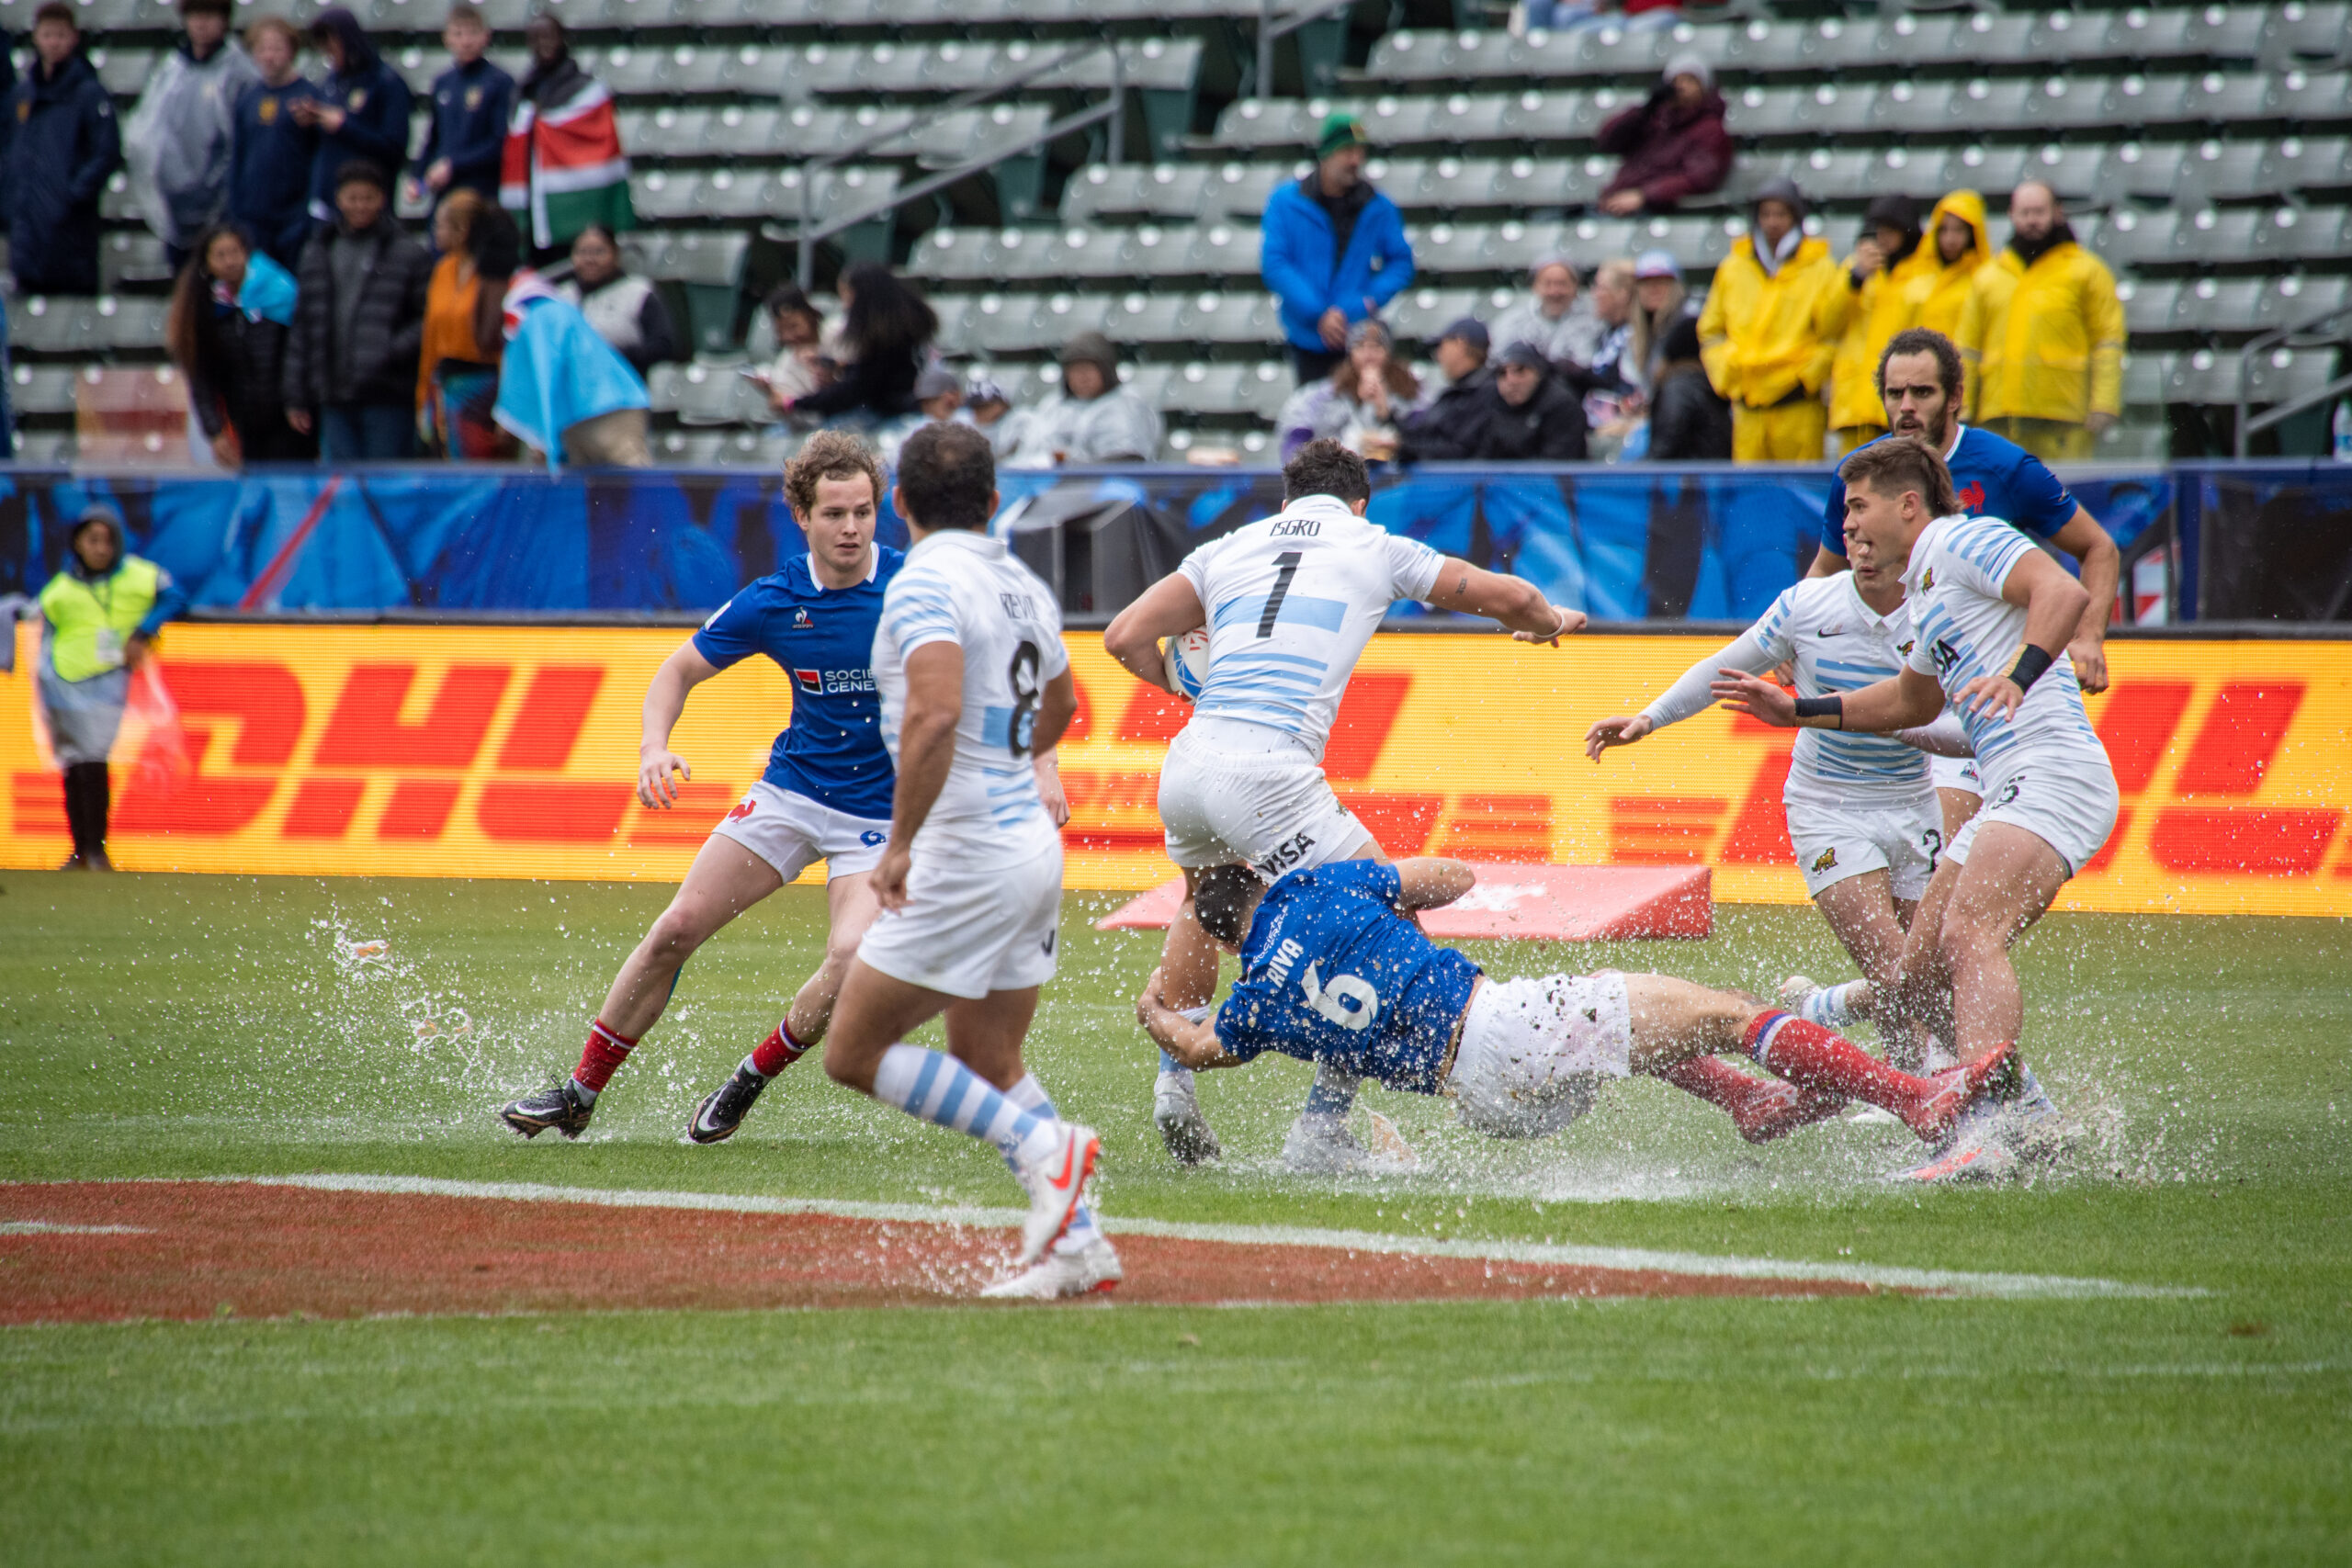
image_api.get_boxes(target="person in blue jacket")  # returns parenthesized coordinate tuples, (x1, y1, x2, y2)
(1260, 113, 1414, 385)
(293, 7, 413, 225)
(227, 15, 322, 270)
(409, 3, 512, 219)
(3, 4, 124, 297)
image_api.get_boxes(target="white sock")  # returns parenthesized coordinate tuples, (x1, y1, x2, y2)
(1009, 1073, 1101, 1253)
(1798, 981, 1868, 1030)
(872, 1044, 1056, 1165)
(1158, 1007, 1215, 1084)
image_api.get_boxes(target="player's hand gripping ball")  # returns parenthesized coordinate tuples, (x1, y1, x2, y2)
(1162, 627, 1211, 701)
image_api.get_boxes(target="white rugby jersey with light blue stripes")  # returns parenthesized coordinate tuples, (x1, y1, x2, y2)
(1901, 513, 2102, 766)
(872, 530, 1068, 867)
(1640, 573, 1937, 809)
(1174, 494, 1445, 761)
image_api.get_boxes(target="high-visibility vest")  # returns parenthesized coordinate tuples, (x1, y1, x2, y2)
(39, 556, 163, 683)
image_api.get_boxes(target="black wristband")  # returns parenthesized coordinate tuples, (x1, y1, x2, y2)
(1792, 694, 1845, 728)
(2007, 645, 2055, 692)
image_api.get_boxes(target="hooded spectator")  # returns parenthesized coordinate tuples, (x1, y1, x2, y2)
(1261, 112, 1414, 383)
(1396, 318, 1495, 462)
(228, 17, 322, 271)
(1644, 315, 1731, 461)
(1274, 318, 1426, 462)
(1826, 193, 1937, 452)
(1918, 188, 1990, 338)
(1697, 178, 1849, 462)
(124, 0, 260, 272)
(959, 374, 1021, 457)
(1481, 341, 1589, 461)
(1487, 254, 1603, 371)
(1597, 52, 1730, 216)
(502, 13, 633, 254)
(553, 223, 677, 377)
(417, 191, 521, 457)
(785, 263, 937, 427)
(166, 222, 311, 466)
(1625, 250, 1692, 394)
(284, 159, 435, 460)
(1956, 180, 2124, 462)
(3, 5, 123, 297)
(411, 3, 514, 216)
(1006, 331, 1164, 466)
(294, 9, 414, 227)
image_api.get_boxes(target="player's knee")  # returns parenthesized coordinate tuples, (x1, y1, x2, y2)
(646, 906, 717, 961)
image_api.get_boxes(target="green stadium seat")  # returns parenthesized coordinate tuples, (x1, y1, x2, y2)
(2256, 274, 2349, 328)
(2120, 278, 2184, 335)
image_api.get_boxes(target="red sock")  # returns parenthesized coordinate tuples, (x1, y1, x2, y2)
(749, 1020, 811, 1078)
(1742, 1011, 1941, 1137)
(573, 1019, 637, 1093)
(1656, 1057, 1843, 1145)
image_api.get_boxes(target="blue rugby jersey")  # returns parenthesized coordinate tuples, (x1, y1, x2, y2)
(693, 547, 905, 820)
(1822, 424, 2079, 555)
(1215, 861, 1483, 1094)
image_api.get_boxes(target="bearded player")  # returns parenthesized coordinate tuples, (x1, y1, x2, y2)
(1102, 439, 1582, 1171)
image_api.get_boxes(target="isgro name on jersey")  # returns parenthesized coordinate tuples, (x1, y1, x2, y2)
(794, 667, 877, 695)
(1269, 517, 1322, 537)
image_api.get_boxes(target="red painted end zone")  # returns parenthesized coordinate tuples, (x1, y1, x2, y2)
(1094, 863, 1714, 941)
(0, 1182, 1862, 1322)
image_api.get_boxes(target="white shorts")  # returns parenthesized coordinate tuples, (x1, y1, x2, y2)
(1447, 973, 1633, 1140)
(1928, 754, 1984, 795)
(1159, 717, 1373, 878)
(856, 840, 1063, 999)
(1786, 793, 1945, 902)
(1947, 743, 2120, 877)
(710, 779, 891, 882)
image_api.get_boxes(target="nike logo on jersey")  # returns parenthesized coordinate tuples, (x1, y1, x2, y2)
(795, 667, 878, 695)
(1819, 626, 1846, 637)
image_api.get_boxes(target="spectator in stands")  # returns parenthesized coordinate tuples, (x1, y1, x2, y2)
(124, 0, 259, 274)
(959, 374, 1020, 457)
(1625, 249, 1692, 394)
(555, 223, 677, 377)
(1483, 342, 1589, 461)
(1829, 194, 1937, 455)
(877, 367, 964, 464)
(1698, 178, 1849, 463)
(284, 160, 434, 461)
(1919, 188, 1989, 338)
(1006, 331, 1164, 467)
(1274, 318, 1426, 462)
(751, 284, 830, 412)
(294, 10, 414, 230)
(1261, 113, 1414, 384)
(1582, 258, 1638, 391)
(3, 5, 122, 298)
(1597, 53, 1729, 217)
(417, 191, 512, 457)
(1644, 315, 1731, 461)
(503, 13, 634, 256)
(1957, 179, 2124, 463)
(494, 271, 651, 468)
(410, 4, 512, 220)
(1488, 254, 1601, 372)
(37, 509, 187, 871)
(784, 262, 936, 428)
(1525, 0, 1684, 34)
(228, 17, 321, 272)
(167, 222, 311, 466)
(1396, 318, 1494, 462)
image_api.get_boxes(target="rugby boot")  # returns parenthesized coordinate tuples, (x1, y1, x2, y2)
(1280, 1111, 1417, 1176)
(1153, 1069, 1222, 1165)
(499, 1077, 595, 1140)
(1014, 1122, 1100, 1264)
(980, 1235, 1125, 1300)
(1907, 1042, 2020, 1145)
(1894, 1100, 2018, 1184)
(685, 1066, 768, 1145)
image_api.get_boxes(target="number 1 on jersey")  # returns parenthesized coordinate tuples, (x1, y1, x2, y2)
(1258, 551, 1302, 638)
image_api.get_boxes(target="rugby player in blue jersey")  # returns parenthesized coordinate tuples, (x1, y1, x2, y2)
(1136, 858, 2018, 1156)
(501, 434, 919, 1143)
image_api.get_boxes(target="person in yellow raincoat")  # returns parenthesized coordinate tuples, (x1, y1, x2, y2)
(1698, 177, 1850, 463)
(1956, 179, 2125, 464)
(1917, 187, 1990, 339)
(1827, 193, 1938, 453)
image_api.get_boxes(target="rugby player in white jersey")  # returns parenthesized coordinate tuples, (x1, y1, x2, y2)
(1584, 539, 1973, 1079)
(820, 423, 1117, 1298)
(1102, 439, 1583, 1169)
(1716, 437, 2115, 1179)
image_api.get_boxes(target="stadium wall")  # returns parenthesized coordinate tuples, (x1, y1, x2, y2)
(6, 623, 2349, 917)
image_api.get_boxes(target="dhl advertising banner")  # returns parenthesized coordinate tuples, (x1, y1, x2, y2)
(6, 623, 2351, 916)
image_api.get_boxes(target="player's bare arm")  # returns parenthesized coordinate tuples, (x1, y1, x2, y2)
(1394, 856, 1476, 910)
(1420, 559, 1585, 642)
(638, 643, 722, 807)
(1951, 548, 2092, 722)
(1102, 573, 1207, 691)
(2047, 505, 2118, 693)
(1587, 627, 1777, 760)
(1033, 747, 1070, 827)
(1715, 665, 1945, 734)
(1136, 967, 1244, 1070)
(872, 642, 965, 910)
(1804, 542, 1848, 578)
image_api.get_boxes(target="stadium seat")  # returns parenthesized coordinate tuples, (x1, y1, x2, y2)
(2283, 3, 2352, 66)
(11, 366, 82, 416)
(1213, 96, 1324, 152)
(2174, 277, 2268, 333)
(2258, 134, 2352, 193)
(2120, 278, 2185, 335)
(1212, 162, 1298, 219)
(2099, 208, 2182, 266)
(1185, 224, 1263, 277)
(1174, 291, 1280, 346)
(2018, 143, 2105, 206)
(1950, 8, 2047, 69)
(1061, 164, 1215, 223)
(2272, 68, 2352, 123)
(957, 294, 1044, 355)
(99, 231, 173, 289)
(1383, 287, 1487, 344)
(2103, 73, 2195, 130)
(1793, 82, 1877, 137)
(2164, 348, 2237, 404)
(2120, 351, 2174, 408)
(2256, 273, 2351, 329)
(1866, 80, 1956, 132)
(2256, 204, 2351, 262)
(2241, 343, 2345, 405)
(2170, 207, 2267, 264)
(2101, 141, 2191, 202)
(7, 299, 84, 355)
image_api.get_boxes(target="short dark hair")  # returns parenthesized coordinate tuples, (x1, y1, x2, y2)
(763, 282, 819, 322)
(1839, 435, 1960, 519)
(181, 0, 234, 18)
(784, 429, 884, 520)
(1283, 438, 1372, 506)
(1193, 863, 1264, 947)
(334, 158, 390, 195)
(895, 422, 995, 533)
(1876, 327, 1964, 405)
(32, 1, 77, 28)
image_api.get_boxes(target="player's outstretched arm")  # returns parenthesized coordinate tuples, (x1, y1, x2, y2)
(1421, 559, 1585, 642)
(1136, 967, 1244, 1071)
(1714, 666, 1944, 733)
(873, 642, 965, 910)
(2047, 506, 2119, 694)
(638, 642, 723, 807)
(1804, 542, 1848, 579)
(1895, 710, 1975, 758)
(1588, 627, 1778, 760)
(1953, 548, 2093, 722)
(1394, 857, 1476, 911)
(1102, 573, 1207, 692)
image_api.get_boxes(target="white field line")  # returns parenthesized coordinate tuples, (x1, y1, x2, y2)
(0, 1220, 152, 1235)
(198, 1173, 2197, 1302)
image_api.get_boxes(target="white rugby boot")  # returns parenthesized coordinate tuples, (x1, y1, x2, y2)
(980, 1235, 1125, 1300)
(1013, 1122, 1099, 1263)
(1280, 1109, 1418, 1175)
(1153, 1068, 1222, 1165)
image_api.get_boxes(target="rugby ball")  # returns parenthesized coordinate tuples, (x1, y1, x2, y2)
(1162, 627, 1211, 702)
